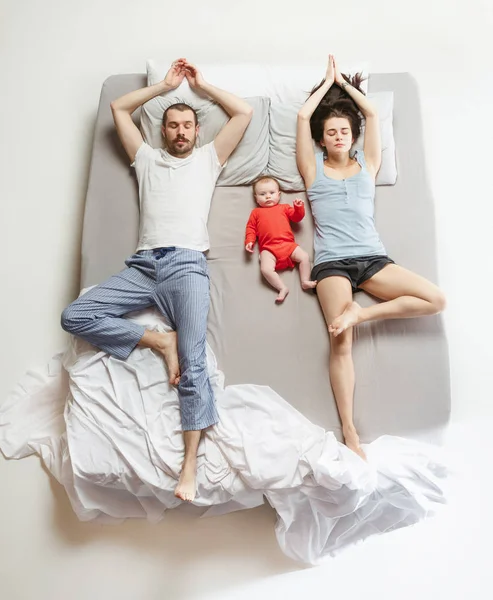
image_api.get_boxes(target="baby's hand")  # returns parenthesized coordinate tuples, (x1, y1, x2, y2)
(245, 242, 255, 253)
(293, 198, 304, 208)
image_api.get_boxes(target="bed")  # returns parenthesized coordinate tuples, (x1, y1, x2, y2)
(0, 65, 451, 564)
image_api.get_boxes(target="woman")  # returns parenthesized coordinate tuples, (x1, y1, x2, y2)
(296, 55, 446, 459)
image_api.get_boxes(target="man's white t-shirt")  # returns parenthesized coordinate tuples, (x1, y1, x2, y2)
(131, 141, 224, 252)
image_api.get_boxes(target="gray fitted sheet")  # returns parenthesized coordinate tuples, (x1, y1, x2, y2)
(80, 73, 450, 444)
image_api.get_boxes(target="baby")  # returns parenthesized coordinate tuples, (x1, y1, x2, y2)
(245, 176, 317, 303)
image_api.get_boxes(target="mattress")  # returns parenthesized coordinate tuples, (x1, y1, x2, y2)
(80, 71, 450, 443)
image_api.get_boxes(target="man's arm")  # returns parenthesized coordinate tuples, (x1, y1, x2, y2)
(110, 58, 187, 163)
(184, 62, 253, 166)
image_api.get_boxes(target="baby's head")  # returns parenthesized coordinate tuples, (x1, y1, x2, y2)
(253, 176, 281, 208)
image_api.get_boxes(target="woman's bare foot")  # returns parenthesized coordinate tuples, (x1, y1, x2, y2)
(342, 424, 366, 461)
(174, 459, 197, 502)
(154, 332, 180, 385)
(276, 287, 289, 303)
(329, 301, 362, 337)
(301, 280, 318, 290)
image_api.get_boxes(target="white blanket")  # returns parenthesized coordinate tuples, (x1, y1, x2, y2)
(0, 307, 447, 564)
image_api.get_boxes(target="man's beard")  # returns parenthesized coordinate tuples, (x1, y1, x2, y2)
(166, 135, 195, 157)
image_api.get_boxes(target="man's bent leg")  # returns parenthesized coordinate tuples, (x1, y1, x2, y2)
(61, 254, 177, 371)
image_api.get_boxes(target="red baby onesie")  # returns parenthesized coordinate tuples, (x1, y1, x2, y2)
(244, 203, 305, 270)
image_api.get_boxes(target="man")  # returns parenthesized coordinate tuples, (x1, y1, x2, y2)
(61, 58, 253, 502)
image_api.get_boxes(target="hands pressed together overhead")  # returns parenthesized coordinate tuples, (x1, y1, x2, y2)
(165, 58, 205, 90)
(325, 54, 345, 87)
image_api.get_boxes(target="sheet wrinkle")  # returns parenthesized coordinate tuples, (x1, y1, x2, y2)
(0, 306, 447, 564)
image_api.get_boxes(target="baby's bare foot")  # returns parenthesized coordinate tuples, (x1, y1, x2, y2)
(276, 287, 289, 303)
(329, 301, 362, 337)
(343, 425, 367, 461)
(155, 332, 180, 385)
(301, 280, 317, 290)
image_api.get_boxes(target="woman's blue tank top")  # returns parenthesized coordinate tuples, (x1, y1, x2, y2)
(307, 149, 386, 265)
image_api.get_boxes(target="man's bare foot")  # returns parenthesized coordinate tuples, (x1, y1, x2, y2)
(329, 301, 362, 337)
(276, 287, 289, 303)
(155, 332, 180, 385)
(342, 424, 367, 461)
(174, 460, 197, 502)
(301, 280, 318, 290)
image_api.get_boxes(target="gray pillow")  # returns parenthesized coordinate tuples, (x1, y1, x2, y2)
(197, 96, 270, 186)
(268, 92, 397, 191)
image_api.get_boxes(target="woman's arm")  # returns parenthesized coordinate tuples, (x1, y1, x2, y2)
(296, 54, 335, 189)
(333, 57, 381, 177)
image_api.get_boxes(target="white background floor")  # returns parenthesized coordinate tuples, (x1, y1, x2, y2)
(1, 1, 492, 598)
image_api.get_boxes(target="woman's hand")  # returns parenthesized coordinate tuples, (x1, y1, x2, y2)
(332, 56, 346, 87)
(325, 54, 335, 86)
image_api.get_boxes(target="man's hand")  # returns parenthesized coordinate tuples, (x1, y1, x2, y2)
(245, 242, 255, 253)
(183, 61, 206, 89)
(293, 198, 305, 208)
(163, 58, 187, 90)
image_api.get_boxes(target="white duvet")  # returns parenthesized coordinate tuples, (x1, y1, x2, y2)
(0, 306, 447, 564)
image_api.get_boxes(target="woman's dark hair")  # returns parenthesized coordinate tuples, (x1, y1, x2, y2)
(309, 72, 366, 146)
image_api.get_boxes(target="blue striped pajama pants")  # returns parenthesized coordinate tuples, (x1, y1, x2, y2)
(61, 247, 218, 431)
